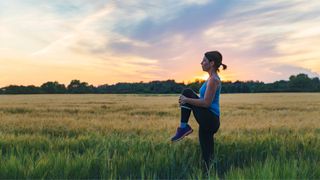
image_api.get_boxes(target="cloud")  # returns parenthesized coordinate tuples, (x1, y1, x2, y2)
(1, 0, 320, 86)
(200, 1, 320, 82)
(269, 65, 319, 80)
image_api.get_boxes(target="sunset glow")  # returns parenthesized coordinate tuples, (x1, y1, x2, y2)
(1, 1, 319, 86)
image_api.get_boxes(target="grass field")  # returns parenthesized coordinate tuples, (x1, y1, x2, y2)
(0, 93, 319, 179)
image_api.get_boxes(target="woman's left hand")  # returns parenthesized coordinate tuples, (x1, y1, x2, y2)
(179, 95, 188, 105)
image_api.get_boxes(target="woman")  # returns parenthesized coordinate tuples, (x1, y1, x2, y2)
(171, 51, 227, 170)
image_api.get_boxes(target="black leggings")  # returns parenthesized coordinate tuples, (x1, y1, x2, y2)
(180, 88, 220, 168)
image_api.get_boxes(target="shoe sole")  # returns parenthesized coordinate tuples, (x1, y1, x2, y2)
(171, 129, 193, 142)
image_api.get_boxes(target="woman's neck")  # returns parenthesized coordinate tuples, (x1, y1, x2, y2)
(208, 68, 217, 77)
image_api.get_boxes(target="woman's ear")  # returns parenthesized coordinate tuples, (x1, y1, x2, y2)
(210, 61, 215, 67)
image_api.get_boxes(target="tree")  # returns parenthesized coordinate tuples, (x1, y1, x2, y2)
(67, 80, 94, 93)
(41, 81, 67, 94)
(270, 80, 289, 92)
(1, 73, 319, 94)
(186, 79, 205, 93)
(288, 73, 313, 91)
(311, 77, 320, 92)
(1, 85, 42, 94)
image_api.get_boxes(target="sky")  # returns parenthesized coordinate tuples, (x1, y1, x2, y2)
(1, 0, 320, 87)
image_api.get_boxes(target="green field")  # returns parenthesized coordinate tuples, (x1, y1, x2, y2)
(0, 93, 319, 179)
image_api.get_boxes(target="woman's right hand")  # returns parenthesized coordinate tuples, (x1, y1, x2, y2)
(179, 95, 188, 105)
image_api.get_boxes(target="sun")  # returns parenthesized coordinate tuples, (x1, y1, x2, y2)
(201, 74, 209, 80)
(191, 73, 231, 83)
(190, 73, 209, 82)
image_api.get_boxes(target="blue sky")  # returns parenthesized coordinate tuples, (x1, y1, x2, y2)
(1, 0, 319, 86)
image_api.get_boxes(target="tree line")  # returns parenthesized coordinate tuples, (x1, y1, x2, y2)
(0, 73, 319, 94)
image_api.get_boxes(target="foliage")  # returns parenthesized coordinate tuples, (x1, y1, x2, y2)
(0, 73, 319, 94)
(41, 81, 66, 94)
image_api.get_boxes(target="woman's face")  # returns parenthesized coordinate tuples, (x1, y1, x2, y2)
(201, 56, 213, 72)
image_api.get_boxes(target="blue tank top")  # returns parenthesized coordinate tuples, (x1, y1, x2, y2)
(199, 76, 221, 117)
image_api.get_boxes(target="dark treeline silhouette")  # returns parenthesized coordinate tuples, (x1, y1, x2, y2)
(0, 73, 319, 94)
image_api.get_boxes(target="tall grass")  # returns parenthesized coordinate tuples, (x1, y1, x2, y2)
(0, 94, 319, 178)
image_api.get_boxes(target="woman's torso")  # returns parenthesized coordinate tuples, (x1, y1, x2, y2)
(199, 75, 221, 116)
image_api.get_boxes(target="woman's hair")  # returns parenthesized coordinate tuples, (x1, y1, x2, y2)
(204, 51, 227, 72)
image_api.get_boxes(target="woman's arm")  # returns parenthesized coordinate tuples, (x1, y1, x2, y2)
(179, 77, 219, 108)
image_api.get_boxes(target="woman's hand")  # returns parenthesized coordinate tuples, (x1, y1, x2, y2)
(179, 95, 188, 105)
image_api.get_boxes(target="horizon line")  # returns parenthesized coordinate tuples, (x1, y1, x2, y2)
(1, 73, 318, 88)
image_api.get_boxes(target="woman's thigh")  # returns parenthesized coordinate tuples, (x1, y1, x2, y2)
(192, 107, 220, 133)
(181, 88, 199, 99)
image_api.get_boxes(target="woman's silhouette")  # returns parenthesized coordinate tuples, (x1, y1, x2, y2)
(171, 51, 227, 171)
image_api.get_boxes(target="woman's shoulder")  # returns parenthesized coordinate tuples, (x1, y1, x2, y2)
(208, 75, 220, 83)
(206, 76, 220, 88)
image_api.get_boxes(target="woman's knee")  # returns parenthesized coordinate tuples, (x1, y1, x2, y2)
(213, 120, 220, 134)
(182, 88, 196, 97)
(199, 126, 211, 138)
(199, 123, 217, 136)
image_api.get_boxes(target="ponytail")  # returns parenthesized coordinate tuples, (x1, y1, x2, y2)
(221, 63, 227, 70)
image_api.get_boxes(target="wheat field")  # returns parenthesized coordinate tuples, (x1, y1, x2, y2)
(0, 93, 319, 179)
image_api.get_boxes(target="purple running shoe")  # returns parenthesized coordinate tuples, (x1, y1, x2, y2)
(171, 124, 193, 142)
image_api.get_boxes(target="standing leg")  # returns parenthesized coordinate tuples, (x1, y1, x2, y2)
(199, 126, 214, 170)
(192, 107, 220, 171)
